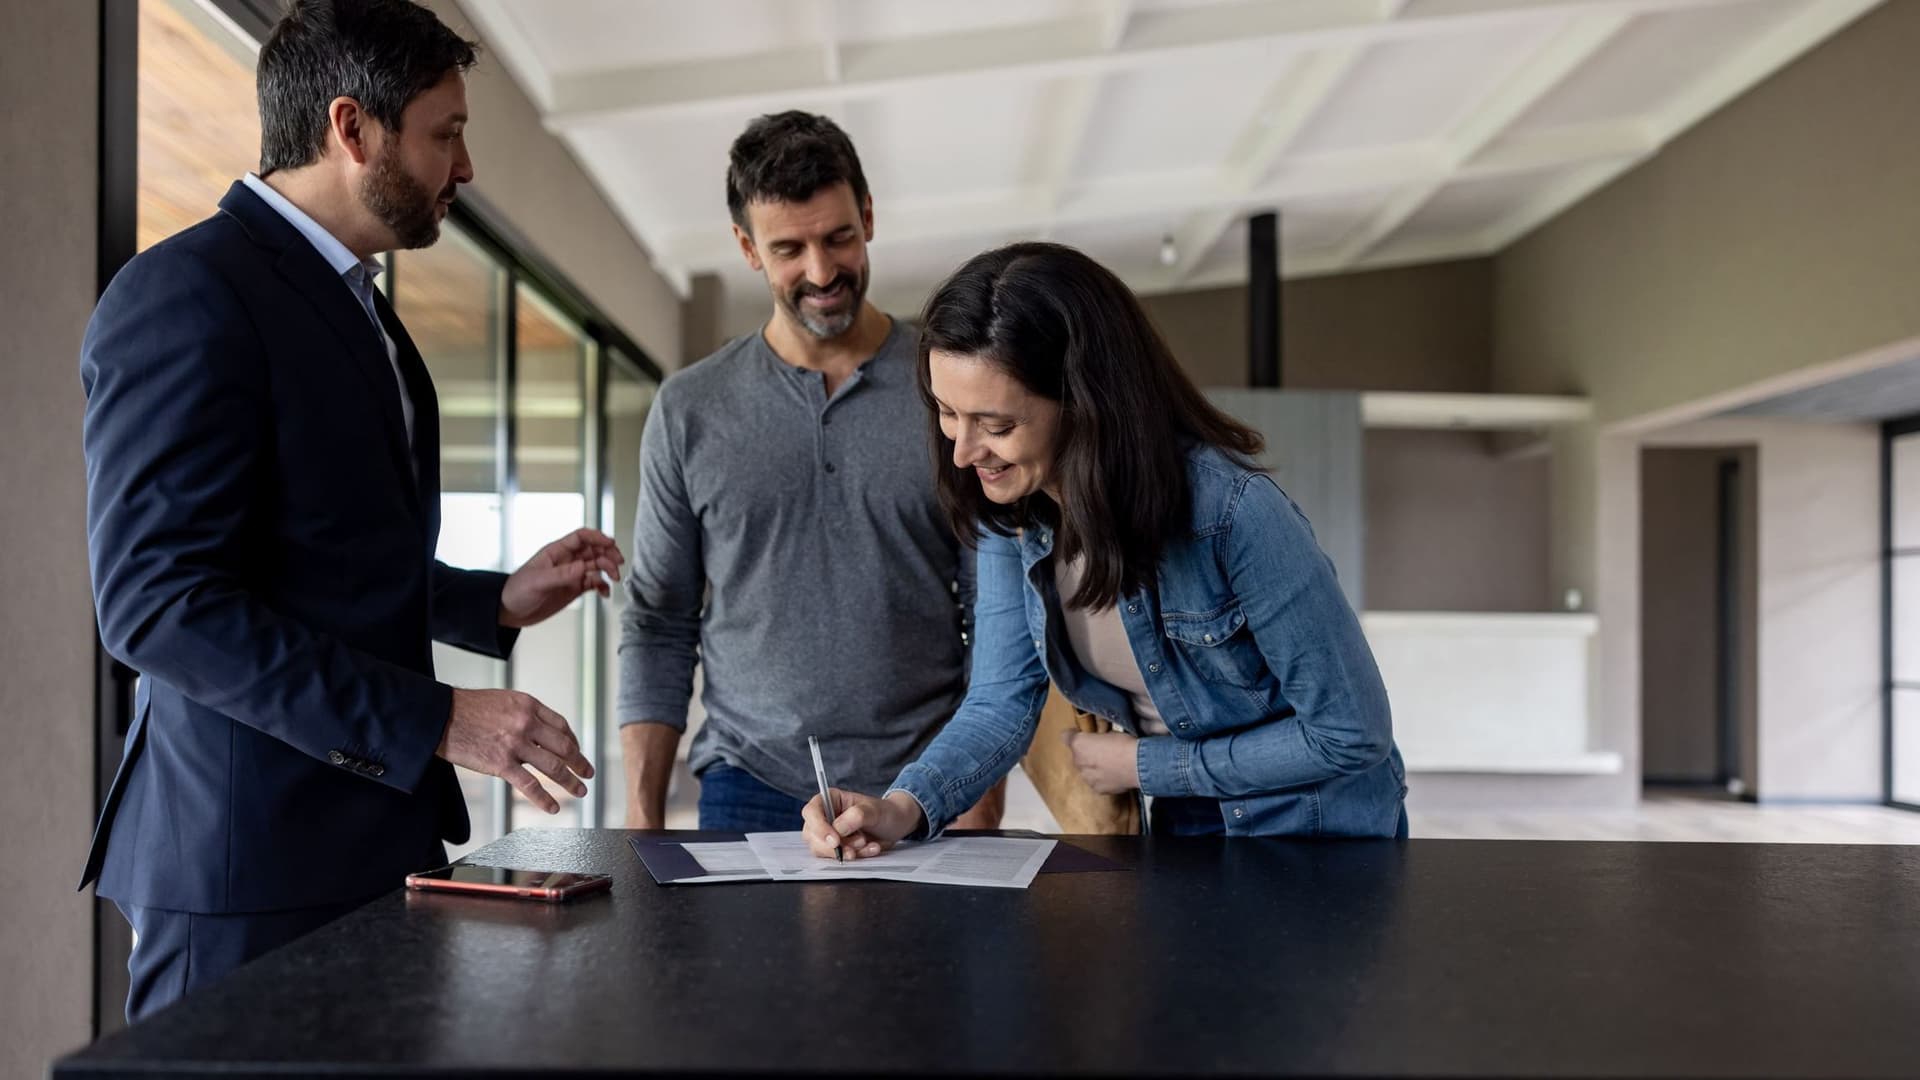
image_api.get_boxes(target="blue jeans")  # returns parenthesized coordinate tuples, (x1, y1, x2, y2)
(697, 762, 809, 832)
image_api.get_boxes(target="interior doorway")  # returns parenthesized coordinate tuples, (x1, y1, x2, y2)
(1640, 446, 1757, 797)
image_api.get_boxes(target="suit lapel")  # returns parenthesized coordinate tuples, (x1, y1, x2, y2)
(375, 287, 441, 537)
(218, 183, 418, 509)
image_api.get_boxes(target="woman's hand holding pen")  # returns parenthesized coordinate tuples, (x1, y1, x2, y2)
(801, 789, 923, 860)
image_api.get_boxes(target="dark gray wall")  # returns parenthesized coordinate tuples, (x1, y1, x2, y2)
(1142, 258, 1493, 392)
(1365, 430, 1550, 612)
(1203, 390, 1364, 609)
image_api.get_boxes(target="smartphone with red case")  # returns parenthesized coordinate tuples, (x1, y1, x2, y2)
(405, 864, 612, 902)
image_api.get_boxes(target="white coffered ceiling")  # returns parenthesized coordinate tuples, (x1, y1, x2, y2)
(458, 0, 1879, 327)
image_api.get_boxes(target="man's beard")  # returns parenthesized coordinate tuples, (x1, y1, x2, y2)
(777, 263, 869, 340)
(361, 145, 447, 251)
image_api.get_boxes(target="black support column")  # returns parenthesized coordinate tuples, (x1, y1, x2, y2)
(1248, 210, 1280, 389)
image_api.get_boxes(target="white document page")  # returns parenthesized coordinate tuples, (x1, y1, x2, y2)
(675, 841, 773, 883)
(744, 832, 1056, 889)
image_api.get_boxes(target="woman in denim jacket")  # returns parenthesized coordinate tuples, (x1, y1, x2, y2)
(803, 242, 1407, 855)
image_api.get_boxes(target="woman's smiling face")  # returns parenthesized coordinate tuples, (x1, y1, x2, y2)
(927, 349, 1062, 505)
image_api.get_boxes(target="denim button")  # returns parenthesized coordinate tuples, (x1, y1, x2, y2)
(1203, 633, 1214, 643)
(1033, 640, 1042, 650)
(328, 750, 346, 765)
(1127, 604, 1139, 614)
(1148, 663, 1160, 674)
(1232, 807, 1245, 819)
(1179, 721, 1191, 730)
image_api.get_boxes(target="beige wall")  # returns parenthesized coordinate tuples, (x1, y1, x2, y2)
(1364, 430, 1550, 613)
(1634, 422, 1879, 801)
(1747, 424, 1881, 800)
(0, 1, 100, 1073)
(434, 0, 682, 368)
(1491, 3, 1913, 808)
(682, 272, 726, 366)
(1491, 1, 1916, 423)
(1144, 258, 1493, 391)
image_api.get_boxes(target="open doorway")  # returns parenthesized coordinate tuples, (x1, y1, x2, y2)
(1640, 446, 1758, 798)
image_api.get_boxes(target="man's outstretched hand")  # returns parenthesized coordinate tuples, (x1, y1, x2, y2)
(499, 527, 624, 629)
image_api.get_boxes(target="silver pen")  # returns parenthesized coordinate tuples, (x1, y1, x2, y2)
(808, 735, 843, 862)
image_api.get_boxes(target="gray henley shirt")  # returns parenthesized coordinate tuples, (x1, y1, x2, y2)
(616, 318, 972, 800)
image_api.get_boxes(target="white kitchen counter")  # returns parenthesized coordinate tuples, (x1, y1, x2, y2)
(1361, 611, 1621, 775)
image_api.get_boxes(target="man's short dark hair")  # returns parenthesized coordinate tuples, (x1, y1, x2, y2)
(725, 111, 870, 232)
(256, 0, 479, 175)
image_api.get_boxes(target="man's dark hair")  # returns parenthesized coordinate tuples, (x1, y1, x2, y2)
(725, 111, 870, 232)
(256, 0, 479, 175)
(918, 242, 1266, 612)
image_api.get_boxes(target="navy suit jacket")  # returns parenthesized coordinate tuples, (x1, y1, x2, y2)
(80, 181, 515, 913)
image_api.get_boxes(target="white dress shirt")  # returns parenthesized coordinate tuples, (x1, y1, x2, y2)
(241, 172, 415, 449)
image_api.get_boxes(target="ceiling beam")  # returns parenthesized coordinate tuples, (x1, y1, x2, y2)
(1162, 43, 1364, 284)
(1477, 0, 1883, 252)
(1137, 228, 1502, 295)
(650, 119, 1654, 273)
(540, 0, 1765, 130)
(1323, 10, 1632, 270)
(856, 223, 1499, 315)
(1030, 0, 1135, 235)
(816, 0, 842, 85)
(456, 0, 556, 108)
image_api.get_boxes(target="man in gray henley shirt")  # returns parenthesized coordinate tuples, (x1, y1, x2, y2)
(617, 111, 1003, 831)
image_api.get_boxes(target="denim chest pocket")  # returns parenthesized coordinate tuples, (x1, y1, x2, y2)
(1162, 605, 1267, 688)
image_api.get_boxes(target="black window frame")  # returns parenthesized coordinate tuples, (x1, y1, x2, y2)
(1882, 413, 1920, 813)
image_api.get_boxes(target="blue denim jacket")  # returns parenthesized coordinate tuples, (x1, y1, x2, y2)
(890, 445, 1407, 838)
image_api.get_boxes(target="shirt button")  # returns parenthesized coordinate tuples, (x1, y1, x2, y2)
(1232, 807, 1245, 819)
(1179, 721, 1191, 730)
(328, 750, 346, 765)
(370, 764, 386, 778)
(1203, 633, 1214, 643)
(824, 463, 836, 473)
(1127, 604, 1139, 614)
(1033, 640, 1042, 650)
(1148, 663, 1161, 674)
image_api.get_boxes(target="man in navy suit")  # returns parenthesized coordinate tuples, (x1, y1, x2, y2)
(79, 0, 623, 1022)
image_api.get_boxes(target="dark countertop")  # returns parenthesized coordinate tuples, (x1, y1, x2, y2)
(55, 830, 1920, 1078)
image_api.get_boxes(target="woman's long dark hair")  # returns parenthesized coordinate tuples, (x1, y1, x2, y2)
(916, 242, 1264, 611)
